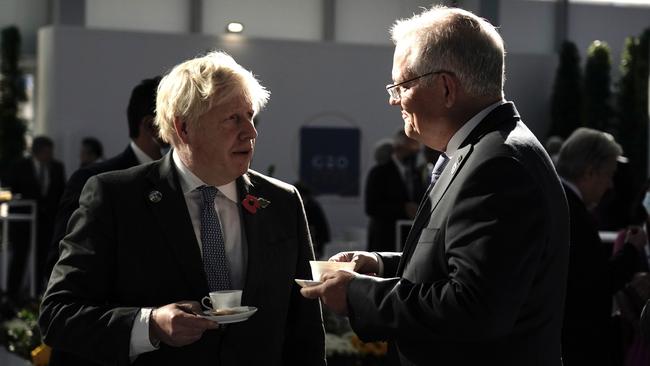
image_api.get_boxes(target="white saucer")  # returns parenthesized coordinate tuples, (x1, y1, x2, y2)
(295, 279, 322, 288)
(200, 306, 257, 324)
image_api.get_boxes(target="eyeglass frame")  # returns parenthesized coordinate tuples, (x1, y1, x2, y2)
(385, 70, 449, 99)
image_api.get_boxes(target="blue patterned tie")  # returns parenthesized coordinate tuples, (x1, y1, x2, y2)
(430, 153, 450, 186)
(198, 185, 231, 291)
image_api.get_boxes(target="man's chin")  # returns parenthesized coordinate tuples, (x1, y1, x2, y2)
(404, 124, 421, 140)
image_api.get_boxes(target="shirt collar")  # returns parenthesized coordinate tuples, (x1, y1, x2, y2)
(445, 100, 504, 156)
(130, 140, 153, 165)
(391, 154, 406, 174)
(31, 157, 41, 170)
(172, 149, 238, 203)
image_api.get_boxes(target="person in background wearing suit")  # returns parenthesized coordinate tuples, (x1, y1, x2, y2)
(365, 129, 423, 252)
(555, 127, 646, 366)
(79, 136, 104, 168)
(39, 51, 325, 366)
(43, 77, 164, 286)
(7, 136, 65, 298)
(302, 6, 570, 365)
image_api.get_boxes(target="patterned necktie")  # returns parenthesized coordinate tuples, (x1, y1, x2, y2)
(198, 185, 231, 291)
(430, 153, 450, 187)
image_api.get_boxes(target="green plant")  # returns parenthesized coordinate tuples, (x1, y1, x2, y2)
(1, 306, 41, 360)
(617, 29, 650, 187)
(549, 41, 583, 138)
(584, 40, 614, 133)
(0, 25, 27, 181)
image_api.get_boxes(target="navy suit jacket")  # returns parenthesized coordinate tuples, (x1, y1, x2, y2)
(348, 102, 570, 365)
(39, 153, 325, 366)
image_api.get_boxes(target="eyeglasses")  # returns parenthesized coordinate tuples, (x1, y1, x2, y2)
(386, 70, 446, 99)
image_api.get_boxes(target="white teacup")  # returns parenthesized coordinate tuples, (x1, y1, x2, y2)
(309, 260, 355, 282)
(201, 290, 242, 311)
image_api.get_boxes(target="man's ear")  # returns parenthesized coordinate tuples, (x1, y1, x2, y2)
(441, 73, 457, 108)
(172, 117, 190, 144)
(140, 116, 155, 135)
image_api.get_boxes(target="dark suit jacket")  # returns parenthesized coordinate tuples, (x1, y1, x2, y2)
(45, 145, 139, 281)
(348, 102, 570, 365)
(561, 184, 640, 366)
(9, 157, 65, 216)
(365, 160, 413, 252)
(7, 157, 65, 291)
(39, 153, 325, 366)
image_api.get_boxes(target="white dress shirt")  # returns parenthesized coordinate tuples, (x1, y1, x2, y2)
(32, 158, 50, 196)
(130, 141, 154, 165)
(129, 150, 247, 360)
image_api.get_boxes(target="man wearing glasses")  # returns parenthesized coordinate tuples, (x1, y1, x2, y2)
(302, 6, 570, 366)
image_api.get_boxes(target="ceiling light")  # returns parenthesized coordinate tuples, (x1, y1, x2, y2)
(226, 22, 244, 33)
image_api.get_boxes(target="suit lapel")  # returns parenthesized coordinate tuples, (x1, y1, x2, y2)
(396, 102, 520, 274)
(145, 153, 208, 295)
(397, 145, 473, 273)
(236, 173, 263, 305)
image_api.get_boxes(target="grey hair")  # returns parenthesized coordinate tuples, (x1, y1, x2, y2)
(556, 127, 623, 181)
(155, 51, 270, 145)
(390, 6, 505, 98)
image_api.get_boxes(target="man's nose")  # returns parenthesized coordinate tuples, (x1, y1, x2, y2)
(242, 119, 257, 140)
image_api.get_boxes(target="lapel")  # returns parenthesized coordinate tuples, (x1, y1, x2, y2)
(397, 145, 473, 273)
(236, 173, 264, 305)
(396, 102, 520, 273)
(145, 153, 208, 296)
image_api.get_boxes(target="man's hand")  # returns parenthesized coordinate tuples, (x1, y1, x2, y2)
(149, 301, 219, 347)
(330, 251, 380, 275)
(626, 226, 648, 252)
(301, 270, 355, 315)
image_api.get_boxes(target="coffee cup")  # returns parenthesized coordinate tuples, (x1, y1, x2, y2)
(309, 260, 355, 282)
(201, 290, 242, 311)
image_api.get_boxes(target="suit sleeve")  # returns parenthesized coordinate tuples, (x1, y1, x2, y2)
(348, 157, 548, 342)
(39, 175, 137, 366)
(282, 188, 326, 366)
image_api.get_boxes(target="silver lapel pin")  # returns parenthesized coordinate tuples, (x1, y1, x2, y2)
(451, 154, 463, 175)
(148, 190, 162, 203)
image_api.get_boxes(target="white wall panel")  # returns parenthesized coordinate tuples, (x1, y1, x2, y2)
(86, 0, 189, 33)
(500, 0, 556, 55)
(202, 0, 322, 40)
(335, 0, 434, 44)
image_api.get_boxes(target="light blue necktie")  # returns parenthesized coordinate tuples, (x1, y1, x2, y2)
(430, 153, 450, 187)
(198, 185, 231, 291)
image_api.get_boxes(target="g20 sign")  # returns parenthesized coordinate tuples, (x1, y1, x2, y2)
(299, 127, 360, 196)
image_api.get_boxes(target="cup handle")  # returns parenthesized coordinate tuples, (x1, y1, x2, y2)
(201, 296, 212, 310)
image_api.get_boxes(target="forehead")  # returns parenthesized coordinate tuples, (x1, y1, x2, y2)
(214, 93, 253, 112)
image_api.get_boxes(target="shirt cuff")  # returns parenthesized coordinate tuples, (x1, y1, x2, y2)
(129, 308, 159, 362)
(371, 252, 385, 277)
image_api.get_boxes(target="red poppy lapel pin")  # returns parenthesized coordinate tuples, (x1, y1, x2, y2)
(242, 194, 271, 214)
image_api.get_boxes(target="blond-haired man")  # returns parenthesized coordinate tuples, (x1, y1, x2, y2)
(302, 6, 569, 365)
(40, 51, 325, 366)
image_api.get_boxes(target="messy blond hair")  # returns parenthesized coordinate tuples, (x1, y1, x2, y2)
(155, 51, 270, 144)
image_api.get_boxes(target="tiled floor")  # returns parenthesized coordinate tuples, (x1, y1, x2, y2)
(0, 348, 31, 366)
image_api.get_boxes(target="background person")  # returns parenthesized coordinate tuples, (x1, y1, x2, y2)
(555, 127, 646, 366)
